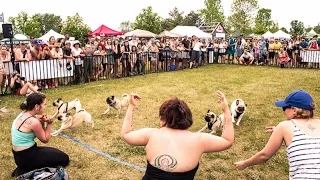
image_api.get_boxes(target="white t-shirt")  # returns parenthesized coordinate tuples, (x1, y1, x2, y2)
(72, 48, 83, 65)
(240, 52, 253, 59)
(193, 42, 202, 51)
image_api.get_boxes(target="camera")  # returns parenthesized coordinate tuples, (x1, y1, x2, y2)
(13, 73, 25, 81)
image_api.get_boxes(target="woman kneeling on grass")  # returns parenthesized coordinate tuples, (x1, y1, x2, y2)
(234, 90, 320, 179)
(121, 91, 234, 180)
(11, 93, 69, 177)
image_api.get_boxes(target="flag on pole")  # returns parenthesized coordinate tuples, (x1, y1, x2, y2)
(0, 13, 4, 23)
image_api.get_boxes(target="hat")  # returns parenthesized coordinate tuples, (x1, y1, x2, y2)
(33, 39, 42, 45)
(275, 90, 314, 111)
(73, 40, 81, 47)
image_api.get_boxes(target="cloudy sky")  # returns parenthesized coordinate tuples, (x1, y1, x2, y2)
(1, 0, 318, 31)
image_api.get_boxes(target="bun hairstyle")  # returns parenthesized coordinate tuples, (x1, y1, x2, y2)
(20, 93, 46, 111)
(159, 97, 193, 130)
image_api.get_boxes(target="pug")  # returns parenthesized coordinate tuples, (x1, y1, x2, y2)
(102, 94, 129, 117)
(198, 110, 225, 134)
(51, 109, 94, 136)
(52, 98, 82, 118)
(231, 99, 247, 126)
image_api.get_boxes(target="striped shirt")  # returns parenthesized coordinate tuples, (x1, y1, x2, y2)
(287, 120, 320, 180)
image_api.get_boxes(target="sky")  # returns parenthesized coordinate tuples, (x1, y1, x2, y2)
(1, 0, 319, 31)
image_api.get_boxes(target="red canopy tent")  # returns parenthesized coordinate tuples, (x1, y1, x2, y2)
(88, 25, 123, 36)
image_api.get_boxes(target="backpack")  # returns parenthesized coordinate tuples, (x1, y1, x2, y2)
(17, 166, 68, 180)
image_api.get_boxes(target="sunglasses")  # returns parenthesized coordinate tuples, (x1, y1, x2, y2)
(282, 106, 292, 111)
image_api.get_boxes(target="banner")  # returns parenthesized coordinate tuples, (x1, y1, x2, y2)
(300, 50, 320, 63)
(3, 59, 74, 81)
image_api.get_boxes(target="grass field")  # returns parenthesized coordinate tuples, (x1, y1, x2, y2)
(1, 64, 320, 180)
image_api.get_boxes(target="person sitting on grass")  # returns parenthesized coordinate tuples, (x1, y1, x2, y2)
(11, 93, 69, 177)
(239, 49, 254, 65)
(234, 90, 320, 180)
(10, 72, 39, 96)
(121, 91, 234, 180)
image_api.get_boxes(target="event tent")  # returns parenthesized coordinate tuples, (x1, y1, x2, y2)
(170, 26, 211, 39)
(273, 30, 291, 39)
(38, 29, 65, 40)
(88, 25, 123, 36)
(0, 33, 30, 45)
(306, 29, 317, 38)
(262, 31, 274, 39)
(157, 30, 181, 38)
(124, 29, 156, 38)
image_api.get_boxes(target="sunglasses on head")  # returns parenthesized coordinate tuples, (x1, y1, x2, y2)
(282, 106, 292, 111)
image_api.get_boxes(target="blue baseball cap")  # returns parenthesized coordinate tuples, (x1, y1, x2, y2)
(275, 90, 314, 111)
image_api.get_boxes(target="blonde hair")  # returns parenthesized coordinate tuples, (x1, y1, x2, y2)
(294, 102, 315, 119)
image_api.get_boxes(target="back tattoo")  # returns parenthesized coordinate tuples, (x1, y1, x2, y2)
(154, 154, 177, 172)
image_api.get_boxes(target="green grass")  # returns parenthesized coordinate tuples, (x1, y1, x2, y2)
(1, 64, 319, 180)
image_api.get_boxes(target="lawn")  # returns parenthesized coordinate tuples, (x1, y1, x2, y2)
(1, 64, 319, 180)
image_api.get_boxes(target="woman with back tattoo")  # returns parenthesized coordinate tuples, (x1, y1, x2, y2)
(121, 91, 234, 180)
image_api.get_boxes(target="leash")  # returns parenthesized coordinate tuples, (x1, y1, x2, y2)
(58, 131, 146, 172)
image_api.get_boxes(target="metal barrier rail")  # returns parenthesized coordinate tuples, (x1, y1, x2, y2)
(1, 49, 319, 95)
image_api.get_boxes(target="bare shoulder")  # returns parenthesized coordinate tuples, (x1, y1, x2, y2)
(277, 120, 293, 129)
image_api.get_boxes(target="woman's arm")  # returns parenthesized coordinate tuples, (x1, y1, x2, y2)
(234, 121, 286, 170)
(199, 91, 234, 153)
(31, 117, 53, 143)
(120, 93, 156, 146)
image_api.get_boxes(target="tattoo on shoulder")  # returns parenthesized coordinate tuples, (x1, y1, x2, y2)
(154, 154, 177, 172)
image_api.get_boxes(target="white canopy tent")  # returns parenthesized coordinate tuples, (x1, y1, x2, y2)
(124, 29, 156, 38)
(157, 30, 181, 38)
(273, 30, 291, 39)
(38, 29, 65, 40)
(170, 26, 211, 39)
(262, 31, 274, 39)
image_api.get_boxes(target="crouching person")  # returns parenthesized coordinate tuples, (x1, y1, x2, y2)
(11, 93, 69, 177)
(239, 49, 254, 65)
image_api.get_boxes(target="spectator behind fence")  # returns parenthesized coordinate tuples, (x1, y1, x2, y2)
(10, 72, 39, 96)
(11, 93, 69, 177)
(0, 45, 10, 87)
(15, 43, 31, 61)
(121, 91, 234, 180)
(234, 90, 320, 179)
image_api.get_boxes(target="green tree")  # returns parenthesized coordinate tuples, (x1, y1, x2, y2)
(32, 13, 63, 35)
(119, 21, 133, 33)
(161, 7, 184, 31)
(228, 0, 259, 35)
(181, 10, 200, 26)
(8, 11, 41, 37)
(280, 27, 289, 33)
(199, 0, 225, 23)
(305, 27, 312, 33)
(269, 21, 279, 33)
(314, 24, 320, 34)
(133, 6, 163, 34)
(253, 8, 272, 34)
(289, 20, 305, 38)
(61, 13, 91, 43)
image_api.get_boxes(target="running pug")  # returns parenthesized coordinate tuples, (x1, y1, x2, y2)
(102, 94, 129, 117)
(52, 98, 82, 118)
(198, 110, 225, 134)
(51, 109, 94, 136)
(231, 99, 247, 126)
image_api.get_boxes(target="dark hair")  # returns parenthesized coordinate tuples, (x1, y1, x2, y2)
(159, 97, 192, 130)
(20, 93, 46, 111)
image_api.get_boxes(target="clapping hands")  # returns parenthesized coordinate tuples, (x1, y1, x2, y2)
(129, 92, 142, 107)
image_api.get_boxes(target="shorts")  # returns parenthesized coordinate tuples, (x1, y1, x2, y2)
(16, 88, 21, 95)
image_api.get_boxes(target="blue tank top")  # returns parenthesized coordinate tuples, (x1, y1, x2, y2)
(11, 113, 36, 147)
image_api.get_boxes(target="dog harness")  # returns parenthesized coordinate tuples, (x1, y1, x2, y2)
(11, 113, 36, 147)
(58, 103, 68, 113)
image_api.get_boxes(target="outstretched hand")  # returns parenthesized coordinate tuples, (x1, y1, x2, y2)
(216, 91, 228, 111)
(233, 160, 247, 170)
(129, 92, 142, 107)
(265, 126, 275, 133)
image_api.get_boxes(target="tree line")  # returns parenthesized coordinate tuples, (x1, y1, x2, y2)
(121, 0, 320, 38)
(6, 12, 91, 42)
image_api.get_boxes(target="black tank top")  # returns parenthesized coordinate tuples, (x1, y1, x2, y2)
(142, 161, 199, 180)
